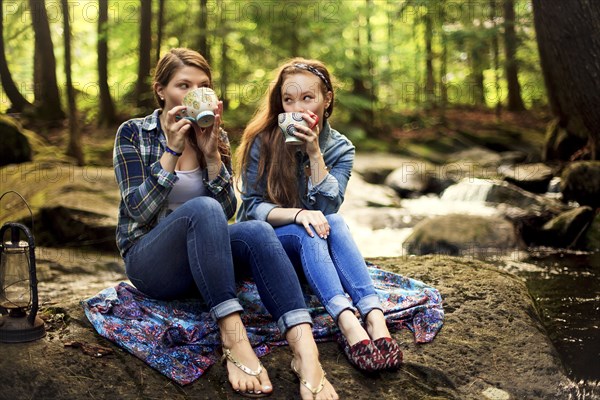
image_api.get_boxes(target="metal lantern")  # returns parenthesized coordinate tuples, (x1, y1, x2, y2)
(0, 191, 45, 343)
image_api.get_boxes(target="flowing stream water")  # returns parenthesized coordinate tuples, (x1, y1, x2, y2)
(341, 179, 599, 397)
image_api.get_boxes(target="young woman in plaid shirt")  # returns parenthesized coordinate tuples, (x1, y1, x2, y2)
(114, 48, 338, 399)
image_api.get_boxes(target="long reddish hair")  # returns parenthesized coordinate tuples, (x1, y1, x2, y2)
(153, 48, 230, 169)
(236, 58, 335, 207)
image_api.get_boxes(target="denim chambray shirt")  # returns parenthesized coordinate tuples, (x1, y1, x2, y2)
(113, 109, 236, 256)
(236, 121, 355, 222)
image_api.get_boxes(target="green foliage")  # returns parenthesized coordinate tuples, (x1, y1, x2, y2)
(0, 0, 546, 138)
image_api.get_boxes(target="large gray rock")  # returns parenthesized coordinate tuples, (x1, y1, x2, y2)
(498, 163, 554, 193)
(0, 162, 118, 251)
(560, 161, 600, 208)
(0, 253, 572, 399)
(384, 160, 451, 198)
(404, 214, 519, 256)
(538, 206, 595, 248)
(582, 212, 600, 251)
(0, 114, 32, 166)
(352, 152, 418, 185)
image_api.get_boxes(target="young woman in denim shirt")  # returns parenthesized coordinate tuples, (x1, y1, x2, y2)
(236, 58, 403, 372)
(114, 49, 338, 399)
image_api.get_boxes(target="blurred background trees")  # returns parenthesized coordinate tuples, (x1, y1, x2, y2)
(1, 0, 598, 160)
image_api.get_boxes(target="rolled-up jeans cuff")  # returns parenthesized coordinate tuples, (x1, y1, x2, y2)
(356, 294, 383, 320)
(277, 309, 313, 336)
(325, 294, 356, 321)
(210, 298, 244, 321)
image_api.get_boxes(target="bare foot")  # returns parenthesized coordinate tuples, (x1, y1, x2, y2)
(292, 354, 338, 400)
(223, 341, 273, 396)
(286, 323, 338, 399)
(337, 309, 370, 346)
(219, 314, 273, 396)
(365, 309, 392, 341)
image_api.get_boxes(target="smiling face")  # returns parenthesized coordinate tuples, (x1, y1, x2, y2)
(154, 66, 211, 112)
(281, 72, 332, 130)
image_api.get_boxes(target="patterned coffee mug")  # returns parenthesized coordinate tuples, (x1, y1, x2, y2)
(278, 112, 307, 145)
(180, 88, 218, 127)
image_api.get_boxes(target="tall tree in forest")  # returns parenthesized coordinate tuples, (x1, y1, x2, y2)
(468, 37, 487, 107)
(61, 0, 83, 165)
(349, 1, 376, 135)
(218, 0, 229, 110)
(439, 0, 448, 119)
(504, 0, 526, 111)
(29, 0, 64, 120)
(155, 0, 165, 64)
(423, 8, 436, 109)
(98, 0, 116, 126)
(532, 0, 600, 160)
(196, 0, 210, 62)
(135, 0, 153, 110)
(490, 0, 502, 115)
(0, 0, 33, 112)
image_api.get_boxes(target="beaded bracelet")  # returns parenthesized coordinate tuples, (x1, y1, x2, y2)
(293, 208, 306, 224)
(165, 146, 182, 157)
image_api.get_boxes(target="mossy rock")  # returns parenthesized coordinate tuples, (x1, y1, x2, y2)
(404, 214, 519, 256)
(560, 161, 600, 208)
(0, 114, 32, 166)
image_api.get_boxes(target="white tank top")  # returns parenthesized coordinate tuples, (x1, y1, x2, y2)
(168, 167, 207, 210)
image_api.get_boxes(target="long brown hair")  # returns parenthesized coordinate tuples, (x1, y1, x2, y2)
(236, 58, 335, 207)
(153, 48, 230, 169)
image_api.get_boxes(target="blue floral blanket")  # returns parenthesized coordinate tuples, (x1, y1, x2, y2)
(82, 265, 444, 385)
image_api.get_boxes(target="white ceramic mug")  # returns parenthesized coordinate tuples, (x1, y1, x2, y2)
(180, 88, 218, 127)
(278, 112, 307, 145)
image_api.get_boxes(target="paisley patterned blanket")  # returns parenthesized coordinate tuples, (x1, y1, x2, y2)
(82, 265, 444, 385)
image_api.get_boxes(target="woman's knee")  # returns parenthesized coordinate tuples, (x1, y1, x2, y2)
(181, 197, 226, 223)
(234, 220, 277, 243)
(326, 213, 346, 228)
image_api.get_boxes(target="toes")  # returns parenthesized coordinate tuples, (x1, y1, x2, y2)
(238, 380, 248, 394)
(260, 371, 273, 394)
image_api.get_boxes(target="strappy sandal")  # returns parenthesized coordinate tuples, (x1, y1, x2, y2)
(221, 347, 271, 398)
(291, 357, 326, 400)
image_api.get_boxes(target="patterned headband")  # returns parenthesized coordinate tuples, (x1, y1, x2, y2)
(293, 63, 332, 92)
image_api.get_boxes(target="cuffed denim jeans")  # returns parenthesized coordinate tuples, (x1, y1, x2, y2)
(124, 197, 312, 335)
(274, 213, 382, 322)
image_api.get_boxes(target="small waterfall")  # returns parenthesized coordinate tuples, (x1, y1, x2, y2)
(440, 178, 494, 202)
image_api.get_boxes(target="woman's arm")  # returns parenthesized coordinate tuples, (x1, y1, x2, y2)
(305, 136, 355, 214)
(202, 129, 237, 220)
(114, 121, 177, 225)
(239, 137, 280, 222)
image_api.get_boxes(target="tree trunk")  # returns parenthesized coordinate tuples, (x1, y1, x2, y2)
(29, 0, 64, 120)
(532, 0, 600, 160)
(504, 0, 526, 111)
(219, 0, 229, 111)
(491, 0, 502, 116)
(61, 0, 83, 165)
(424, 9, 436, 109)
(350, 18, 375, 137)
(365, 0, 375, 125)
(196, 0, 210, 62)
(135, 0, 153, 110)
(0, 0, 33, 112)
(97, 0, 116, 127)
(155, 0, 165, 64)
(439, 0, 448, 121)
(469, 41, 486, 107)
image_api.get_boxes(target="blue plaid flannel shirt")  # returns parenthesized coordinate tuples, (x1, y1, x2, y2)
(113, 109, 236, 256)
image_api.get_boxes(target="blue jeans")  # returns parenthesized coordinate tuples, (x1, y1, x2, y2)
(124, 197, 312, 334)
(274, 213, 382, 321)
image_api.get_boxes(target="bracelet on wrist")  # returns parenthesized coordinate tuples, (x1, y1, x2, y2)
(293, 208, 306, 224)
(164, 146, 182, 157)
